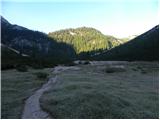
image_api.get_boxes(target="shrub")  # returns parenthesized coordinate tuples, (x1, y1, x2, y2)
(84, 61, 90, 65)
(141, 69, 147, 74)
(137, 66, 147, 74)
(32, 64, 44, 69)
(137, 66, 142, 70)
(78, 61, 82, 64)
(35, 72, 49, 79)
(16, 65, 28, 72)
(78, 61, 90, 65)
(64, 62, 76, 66)
(132, 68, 138, 71)
(105, 65, 126, 73)
(105, 68, 115, 73)
(1, 64, 15, 70)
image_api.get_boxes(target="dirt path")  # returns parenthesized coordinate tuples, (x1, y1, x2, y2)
(21, 66, 80, 119)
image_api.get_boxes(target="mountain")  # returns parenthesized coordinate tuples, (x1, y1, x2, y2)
(2, 16, 157, 68)
(48, 27, 124, 54)
(92, 25, 159, 61)
(1, 43, 30, 69)
(1, 16, 76, 67)
(121, 35, 138, 42)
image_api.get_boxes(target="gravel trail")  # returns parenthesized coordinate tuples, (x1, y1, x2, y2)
(21, 66, 80, 119)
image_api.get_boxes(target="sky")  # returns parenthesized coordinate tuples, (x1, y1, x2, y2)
(1, 0, 159, 38)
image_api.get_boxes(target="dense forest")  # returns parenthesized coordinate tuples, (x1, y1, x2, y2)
(48, 27, 123, 54)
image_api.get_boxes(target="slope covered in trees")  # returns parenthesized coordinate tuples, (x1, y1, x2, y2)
(1, 44, 28, 69)
(48, 27, 123, 54)
(1, 16, 76, 67)
(92, 25, 159, 61)
(1, 16, 158, 68)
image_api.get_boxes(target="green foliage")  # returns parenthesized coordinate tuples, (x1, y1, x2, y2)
(77, 61, 90, 65)
(32, 64, 44, 69)
(35, 72, 49, 79)
(48, 27, 121, 55)
(16, 65, 28, 72)
(105, 66, 126, 73)
(83, 61, 90, 65)
(1, 44, 22, 70)
(63, 62, 76, 66)
(1, 16, 77, 68)
(1, 68, 51, 118)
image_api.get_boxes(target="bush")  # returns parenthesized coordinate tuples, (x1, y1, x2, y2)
(16, 65, 28, 72)
(105, 68, 115, 73)
(140, 69, 147, 74)
(132, 68, 138, 71)
(78, 61, 82, 64)
(137, 66, 147, 74)
(35, 72, 49, 79)
(105, 65, 126, 73)
(141, 70, 147, 74)
(137, 66, 142, 70)
(78, 61, 90, 65)
(64, 62, 76, 66)
(32, 64, 44, 69)
(84, 61, 90, 65)
(1, 64, 15, 70)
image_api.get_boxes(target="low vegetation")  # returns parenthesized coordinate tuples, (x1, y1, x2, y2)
(16, 65, 28, 72)
(1, 16, 159, 119)
(1, 68, 51, 118)
(35, 72, 49, 79)
(40, 62, 158, 119)
(105, 65, 126, 73)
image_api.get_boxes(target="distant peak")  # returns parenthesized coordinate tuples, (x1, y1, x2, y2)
(1, 16, 10, 24)
(155, 25, 159, 29)
(12, 25, 28, 31)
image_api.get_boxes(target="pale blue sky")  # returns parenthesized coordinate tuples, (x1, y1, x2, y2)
(1, 0, 159, 38)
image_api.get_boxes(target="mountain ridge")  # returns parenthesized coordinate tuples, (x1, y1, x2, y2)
(92, 25, 159, 61)
(48, 27, 124, 55)
(1, 16, 158, 70)
(1, 16, 76, 68)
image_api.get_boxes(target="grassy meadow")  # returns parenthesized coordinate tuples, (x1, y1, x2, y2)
(40, 61, 159, 119)
(1, 68, 52, 119)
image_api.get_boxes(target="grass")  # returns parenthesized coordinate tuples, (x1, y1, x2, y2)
(40, 62, 159, 119)
(1, 68, 52, 119)
(16, 65, 28, 72)
(34, 72, 49, 79)
(105, 66, 126, 73)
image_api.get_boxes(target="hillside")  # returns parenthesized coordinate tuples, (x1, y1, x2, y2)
(1, 16, 158, 65)
(1, 44, 28, 69)
(1, 16, 76, 67)
(92, 25, 159, 61)
(121, 35, 138, 42)
(48, 27, 123, 54)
